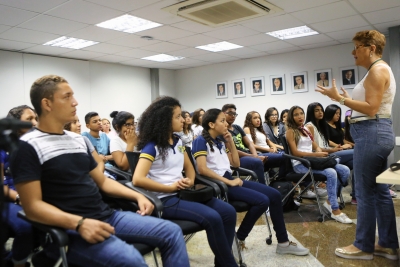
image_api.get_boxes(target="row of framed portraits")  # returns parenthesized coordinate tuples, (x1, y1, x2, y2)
(216, 66, 358, 98)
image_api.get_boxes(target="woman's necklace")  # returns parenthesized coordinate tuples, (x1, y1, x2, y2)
(368, 58, 382, 71)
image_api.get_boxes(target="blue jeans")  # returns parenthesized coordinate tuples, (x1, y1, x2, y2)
(162, 196, 237, 267)
(293, 163, 350, 210)
(46, 211, 189, 267)
(259, 151, 285, 176)
(351, 119, 399, 252)
(2, 203, 34, 264)
(239, 156, 265, 183)
(224, 172, 289, 243)
(333, 149, 354, 197)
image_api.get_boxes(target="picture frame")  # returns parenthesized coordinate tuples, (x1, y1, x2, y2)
(270, 75, 286, 95)
(339, 66, 358, 89)
(250, 76, 265, 97)
(232, 79, 246, 98)
(314, 69, 332, 89)
(291, 71, 308, 93)
(215, 81, 228, 99)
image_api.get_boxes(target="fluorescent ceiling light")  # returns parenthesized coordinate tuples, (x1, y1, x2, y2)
(96, 14, 162, 33)
(142, 54, 184, 62)
(196, 41, 243, 52)
(43, 37, 98, 49)
(266, 26, 319, 40)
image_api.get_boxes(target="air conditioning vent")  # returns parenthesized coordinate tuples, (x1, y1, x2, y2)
(163, 0, 283, 27)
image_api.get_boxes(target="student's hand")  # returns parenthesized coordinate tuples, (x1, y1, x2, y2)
(341, 144, 352, 149)
(330, 147, 343, 152)
(124, 129, 137, 146)
(314, 152, 329, 157)
(229, 178, 243, 187)
(100, 155, 107, 163)
(136, 196, 154, 216)
(223, 131, 233, 143)
(78, 219, 115, 244)
(270, 146, 278, 153)
(177, 177, 192, 189)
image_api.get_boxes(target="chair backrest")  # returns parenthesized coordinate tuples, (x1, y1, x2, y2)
(184, 146, 199, 174)
(126, 151, 140, 174)
(279, 135, 296, 176)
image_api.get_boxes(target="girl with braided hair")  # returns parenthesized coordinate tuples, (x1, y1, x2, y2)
(192, 108, 309, 256)
(133, 96, 238, 267)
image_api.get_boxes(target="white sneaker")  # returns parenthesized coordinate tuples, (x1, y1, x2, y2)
(316, 188, 327, 197)
(331, 212, 352, 224)
(323, 202, 332, 214)
(302, 189, 316, 199)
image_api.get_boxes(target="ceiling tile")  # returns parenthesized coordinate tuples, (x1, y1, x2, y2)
(363, 6, 400, 25)
(142, 42, 188, 53)
(190, 53, 239, 62)
(267, 47, 303, 55)
(106, 34, 161, 48)
(168, 48, 209, 57)
(310, 15, 369, 33)
(129, 1, 186, 25)
(218, 47, 261, 57)
(137, 26, 195, 41)
(325, 26, 373, 41)
(18, 15, 89, 35)
(22, 45, 73, 55)
(229, 34, 277, 46)
(82, 43, 130, 54)
(349, 0, 400, 13)
(171, 20, 218, 34)
(0, 0, 68, 13)
(91, 55, 131, 63)
(0, 24, 11, 34)
(172, 34, 222, 47)
(284, 34, 333, 46)
(61, 50, 107, 60)
(175, 58, 208, 66)
(84, 0, 160, 12)
(46, 0, 123, 24)
(0, 28, 59, 44)
(300, 40, 341, 50)
(236, 51, 269, 59)
(250, 41, 295, 52)
(0, 4, 38, 26)
(0, 38, 36, 51)
(115, 48, 156, 58)
(241, 14, 304, 33)
(374, 20, 400, 34)
(291, 2, 357, 24)
(203, 25, 260, 40)
(121, 58, 159, 68)
(68, 26, 129, 42)
(267, 0, 341, 13)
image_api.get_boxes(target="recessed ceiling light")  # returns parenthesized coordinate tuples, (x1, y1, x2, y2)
(196, 41, 243, 52)
(96, 14, 162, 33)
(266, 26, 319, 40)
(142, 54, 184, 62)
(43, 37, 98, 49)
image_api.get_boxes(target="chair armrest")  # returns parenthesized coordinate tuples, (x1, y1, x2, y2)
(282, 154, 311, 168)
(17, 210, 69, 247)
(231, 166, 258, 181)
(195, 174, 221, 197)
(105, 166, 132, 181)
(195, 174, 229, 198)
(124, 182, 164, 215)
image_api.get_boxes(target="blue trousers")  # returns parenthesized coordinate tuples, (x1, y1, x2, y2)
(46, 210, 189, 267)
(162, 196, 238, 267)
(239, 157, 265, 183)
(351, 119, 399, 252)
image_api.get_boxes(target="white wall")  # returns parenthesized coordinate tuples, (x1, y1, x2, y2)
(0, 50, 152, 128)
(159, 69, 176, 97)
(174, 43, 377, 124)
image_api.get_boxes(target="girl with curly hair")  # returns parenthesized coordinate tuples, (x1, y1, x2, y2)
(133, 97, 238, 267)
(192, 108, 309, 256)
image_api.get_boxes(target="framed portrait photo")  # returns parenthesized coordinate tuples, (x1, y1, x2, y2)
(270, 75, 285, 95)
(340, 66, 358, 89)
(216, 81, 228, 99)
(314, 69, 332, 89)
(250, 77, 265, 97)
(291, 72, 308, 93)
(232, 79, 246, 98)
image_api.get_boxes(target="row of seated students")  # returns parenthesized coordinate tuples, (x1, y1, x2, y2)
(3, 75, 311, 267)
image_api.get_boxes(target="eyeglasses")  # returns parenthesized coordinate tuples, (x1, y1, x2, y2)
(225, 112, 238, 117)
(123, 123, 135, 128)
(353, 44, 370, 51)
(270, 115, 278, 117)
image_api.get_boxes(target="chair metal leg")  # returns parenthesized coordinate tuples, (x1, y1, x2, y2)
(151, 251, 159, 267)
(184, 233, 196, 243)
(233, 234, 247, 267)
(59, 247, 68, 267)
(263, 210, 273, 245)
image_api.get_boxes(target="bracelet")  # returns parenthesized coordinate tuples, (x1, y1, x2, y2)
(75, 217, 86, 232)
(339, 97, 346, 105)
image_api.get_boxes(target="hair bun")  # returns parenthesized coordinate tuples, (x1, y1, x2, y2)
(110, 111, 118, 118)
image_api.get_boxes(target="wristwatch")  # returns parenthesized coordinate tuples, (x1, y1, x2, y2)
(339, 97, 346, 105)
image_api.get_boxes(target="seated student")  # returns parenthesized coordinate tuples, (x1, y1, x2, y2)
(191, 108, 205, 139)
(64, 115, 105, 173)
(280, 109, 289, 125)
(101, 118, 116, 138)
(324, 104, 353, 149)
(133, 97, 238, 267)
(10, 75, 190, 267)
(2, 105, 36, 267)
(286, 106, 351, 224)
(343, 110, 357, 203)
(262, 107, 286, 150)
(109, 111, 137, 171)
(222, 104, 276, 184)
(82, 112, 113, 167)
(176, 110, 194, 148)
(192, 108, 309, 256)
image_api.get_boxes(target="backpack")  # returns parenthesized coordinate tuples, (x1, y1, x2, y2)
(270, 181, 298, 212)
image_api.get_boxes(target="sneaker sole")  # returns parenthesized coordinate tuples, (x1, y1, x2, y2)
(374, 252, 399, 260)
(276, 250, 310, 256)
(331, 216, 353, 224)
(335, 250, 373, 260)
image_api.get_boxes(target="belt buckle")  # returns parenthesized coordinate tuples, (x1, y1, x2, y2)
(349, 118, 357, 124)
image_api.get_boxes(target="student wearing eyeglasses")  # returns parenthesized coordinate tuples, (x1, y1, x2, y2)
(109, 111, 138, 171)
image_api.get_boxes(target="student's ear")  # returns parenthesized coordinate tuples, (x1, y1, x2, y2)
(86, 123, 90, 129)
(41, 98, 52, 113)
(208, 121, 215, 129)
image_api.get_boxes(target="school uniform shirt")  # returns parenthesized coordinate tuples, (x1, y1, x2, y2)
(192, 135, 232, 177)
(140, 136, 186, 199)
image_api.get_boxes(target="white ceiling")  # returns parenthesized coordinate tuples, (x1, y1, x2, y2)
(0, 0, 399, 70)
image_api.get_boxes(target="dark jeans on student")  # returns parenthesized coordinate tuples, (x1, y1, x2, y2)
(45, 210, 190, 267)
(259, 151, 285, 177)
(2, 203, 34, 265)
(239, 156, 265, 184)
(351, 119, 399, 252)
(162, 196, 238, 267)
(224, 172, 289, 243)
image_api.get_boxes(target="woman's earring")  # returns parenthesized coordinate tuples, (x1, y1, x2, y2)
(370, 51, 373, 58)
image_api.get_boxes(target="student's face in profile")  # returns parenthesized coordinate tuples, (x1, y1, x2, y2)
(235, 83, 241, 90)
(254, 82, 260, 89)
(20, 108, 38, 135)
(274, 79, 280, 88)
(211, 112, 228, 135)
(172, 106, 184, 132)
(218, 85, 224, 93)
(333, 109, 341, 122)
(88, 115, 102, 132)
(345, 71, 352, 79)
(50, 82, 78, 125)
(281, 112, 288, 123)
(295, 77, 302, 85)
(70, 115, 81, 134)
(292, 108, 305, 126)
(198, 110, 205, 124)
(314, 106, 324, 120)
(251, 113, 261, 127)
(319, 73, 326, 80)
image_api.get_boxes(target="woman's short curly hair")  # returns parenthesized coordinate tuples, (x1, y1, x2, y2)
(352, 30, 386, 56)
(137, 96, 181, 161)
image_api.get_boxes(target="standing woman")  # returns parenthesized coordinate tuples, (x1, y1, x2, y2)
(317, 30, 398, 260)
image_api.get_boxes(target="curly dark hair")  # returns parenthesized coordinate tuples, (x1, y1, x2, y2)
(243, 111, 267, 143)
(137, 96, 181, 161)
(305, 102, 330, 144)
(264, 107, 279, 126)
(201, 108, 223, 153)
(7, 105, 35, 120)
